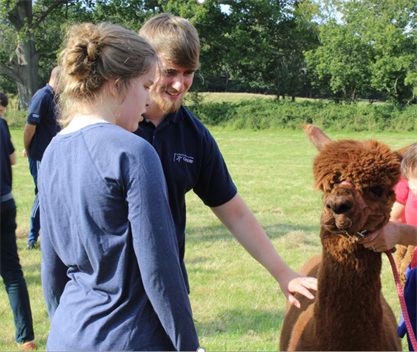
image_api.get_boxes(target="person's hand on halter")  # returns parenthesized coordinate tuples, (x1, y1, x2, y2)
(358, 221, 417, 252)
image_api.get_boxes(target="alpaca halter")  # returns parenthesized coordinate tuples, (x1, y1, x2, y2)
(338, 181, 383, 235)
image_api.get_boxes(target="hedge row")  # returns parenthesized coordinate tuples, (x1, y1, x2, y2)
(186, 99, 417, 132)
(7, 98, 417, 132)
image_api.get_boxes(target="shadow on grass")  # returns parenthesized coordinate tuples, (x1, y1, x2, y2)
(195, 307, 285, 338)
(185, 256, 208, 265)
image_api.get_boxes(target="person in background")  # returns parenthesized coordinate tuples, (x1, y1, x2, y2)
(23, 66, 62, 249)
(359, 142, 417, 351)
(0, 91, 36, 351)
(134, 13, 317, 308)
(390, 146, 417, 228)
(39, 23, 199, 350)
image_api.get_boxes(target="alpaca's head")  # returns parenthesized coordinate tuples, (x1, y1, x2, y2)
(302, 125, 402, 238)
(313, 139, 400, 236)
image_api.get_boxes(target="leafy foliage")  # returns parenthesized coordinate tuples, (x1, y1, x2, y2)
(0, 0, 416, 107)
(306, 0, 417, 104)
(305, 20, 374, 103)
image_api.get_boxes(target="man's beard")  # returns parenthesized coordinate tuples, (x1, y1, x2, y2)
(151, 86, 183, 114)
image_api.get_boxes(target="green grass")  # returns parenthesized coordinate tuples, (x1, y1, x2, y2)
(194, 92, 277, 104)
(2, 95, 27, 129)
(1, 125, 414, 350)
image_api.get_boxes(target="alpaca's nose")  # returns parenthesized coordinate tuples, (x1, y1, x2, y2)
(325, 197, 353, 215)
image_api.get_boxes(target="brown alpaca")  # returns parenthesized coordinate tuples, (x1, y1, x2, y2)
(395, 244, 416, 289)
(280, 125, 402, 351)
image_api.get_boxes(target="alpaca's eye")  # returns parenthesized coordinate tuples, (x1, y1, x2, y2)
(370, 187, 383, 197)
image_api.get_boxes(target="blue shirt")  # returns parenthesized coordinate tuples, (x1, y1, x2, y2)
(134, 106, 237, 291)
(39, 123, 199, 351)
(27, 84, 61, 160)
(1, 118, 15, 196)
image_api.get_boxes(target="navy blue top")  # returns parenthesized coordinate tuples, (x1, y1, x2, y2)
(1, 118, 15, 196)
(134, 106, 237, 291)
(26, 84, 61, 160)
(397, 259, 417, 349)
(39, 123, 199, 351)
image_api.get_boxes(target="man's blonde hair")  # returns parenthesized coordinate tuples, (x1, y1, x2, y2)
(139, 13, 200, 70)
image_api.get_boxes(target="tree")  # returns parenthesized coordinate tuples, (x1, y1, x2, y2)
(0, 1, 74, 108)
(344, 0, 417, 104)
(266, 15, 320, 100)
(0, 0, 228, 106)
(0, 0, 324, 106)
(305, 20, 374, 103)
(222, 0, 319, 99)
(307, 0, 417, 104)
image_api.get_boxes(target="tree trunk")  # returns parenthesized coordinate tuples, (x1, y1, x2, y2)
(224, 65, 229, 93)
(276, 77, 280, 101)
(2, 0, 43, 109)
(15, 40, 41, 110)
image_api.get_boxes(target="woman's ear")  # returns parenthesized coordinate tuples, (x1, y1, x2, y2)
(108, 79, 118, 98)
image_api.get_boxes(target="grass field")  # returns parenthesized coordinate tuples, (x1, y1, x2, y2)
(195, 92, 277, 104)
(1, 124, 414, 350)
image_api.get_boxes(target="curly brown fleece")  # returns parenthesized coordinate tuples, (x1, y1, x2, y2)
(313, 139, 401, 193)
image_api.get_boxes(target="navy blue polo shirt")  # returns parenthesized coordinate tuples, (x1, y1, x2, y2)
(134, 105, 237, 291)
(1, 118, 15, 195)
(27, 84, 61, 160)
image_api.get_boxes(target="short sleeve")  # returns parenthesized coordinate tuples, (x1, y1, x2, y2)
(1, 118, 15, 155)
(193, 130, 237, 207)
(394, 176, 409, 205)
(27, 91, 48, 124)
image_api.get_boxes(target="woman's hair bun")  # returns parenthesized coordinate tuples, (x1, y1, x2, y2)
(64, 23, 102, 80)
(58, 22, 157, 123)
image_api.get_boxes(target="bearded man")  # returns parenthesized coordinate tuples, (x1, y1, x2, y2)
(134, 13, 317, 307)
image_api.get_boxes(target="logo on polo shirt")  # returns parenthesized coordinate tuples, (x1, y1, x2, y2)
(174, 153, 194, 164)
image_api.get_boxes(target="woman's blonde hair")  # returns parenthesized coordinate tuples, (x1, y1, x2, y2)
(139, 13, 200, 70)
(58, 22, 157, 123)
(401, 142, 417, 180)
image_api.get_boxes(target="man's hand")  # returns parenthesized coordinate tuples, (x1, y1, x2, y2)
(211, 194, 317, 308)
(23, 149, 28, 157)
(279, 271, 317, 308)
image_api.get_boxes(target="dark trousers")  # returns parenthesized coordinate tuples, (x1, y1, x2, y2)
(1, 198, 35, 343)
(28, 157, 40, 243)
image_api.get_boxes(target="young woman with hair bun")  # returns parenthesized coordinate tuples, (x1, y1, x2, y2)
(39, 22, 199, 351)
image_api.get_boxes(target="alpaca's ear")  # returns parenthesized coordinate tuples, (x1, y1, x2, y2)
(394, 144, 412, 161)
(302, 124, 332, 151)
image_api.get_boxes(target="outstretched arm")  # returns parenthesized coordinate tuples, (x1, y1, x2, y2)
(211, 193, 317, 308)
